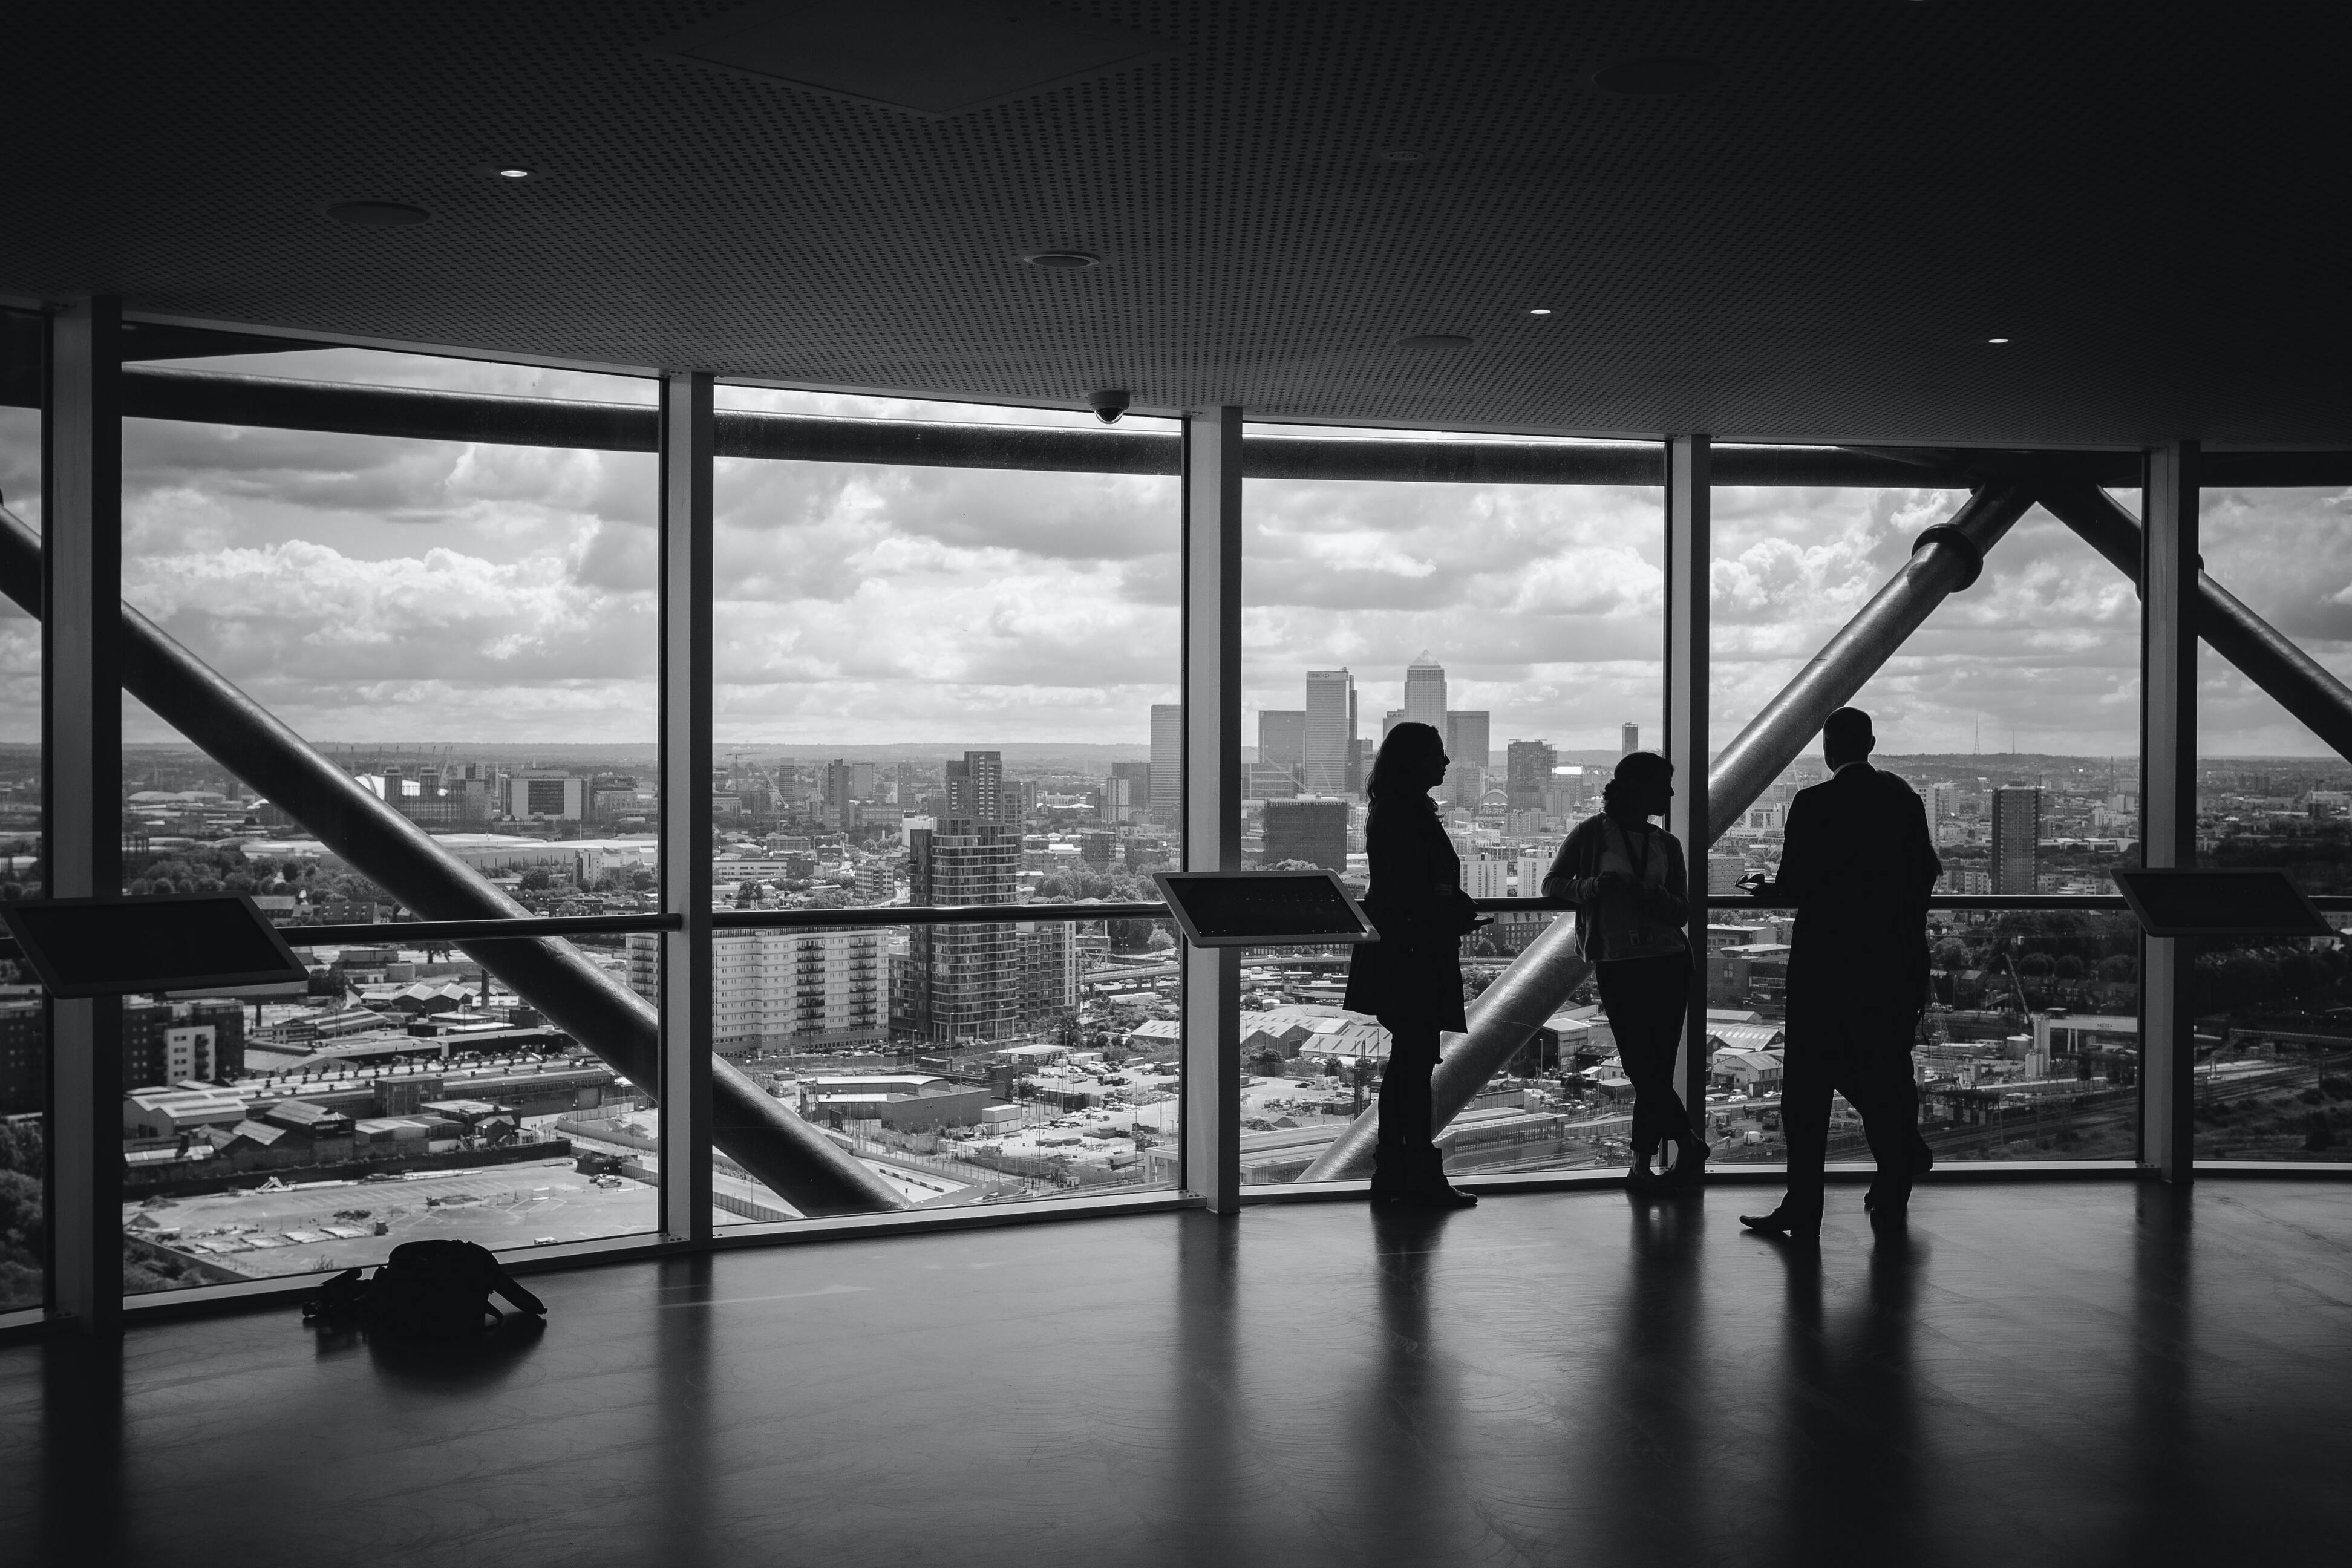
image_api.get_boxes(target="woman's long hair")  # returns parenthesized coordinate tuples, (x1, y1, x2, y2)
(1601, 753, 1674, 821)
(1367, 721, 1446, 801)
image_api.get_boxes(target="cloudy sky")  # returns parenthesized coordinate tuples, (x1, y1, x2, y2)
(0, 345, 2345, 762)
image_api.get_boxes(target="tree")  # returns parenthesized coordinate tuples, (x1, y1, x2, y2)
(2053, 954, 2085, 980)
(518, 868, 554, 892)
(2016, 952, 2054, 978)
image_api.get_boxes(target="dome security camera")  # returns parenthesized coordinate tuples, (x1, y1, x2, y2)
(1087, 390, 1131, 424)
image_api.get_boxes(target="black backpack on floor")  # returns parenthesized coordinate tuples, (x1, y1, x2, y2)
(305, 1239, 547, 1338)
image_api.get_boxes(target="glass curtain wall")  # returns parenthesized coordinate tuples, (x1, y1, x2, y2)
(1707, 471, 2143, 1168)
(0, 307, 45, 1312)
(1238, 430, 1665, 1185)
(113, 340, 664, 1292)
(2194, 485, 2352, 1162)
(708, 385, 1181, 1218)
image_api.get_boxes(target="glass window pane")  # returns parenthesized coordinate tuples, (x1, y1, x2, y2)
(1240, 431, 1663, 1186)
(2194, 485, 2352, 1163)
(1708, 472, 2143, 1168)
(1, 306, 44, 1312)
(114, 340, 662, 1292)
(710, 386, 1181, 1217)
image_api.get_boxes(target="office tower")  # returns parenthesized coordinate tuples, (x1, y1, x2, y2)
(1149, 703, 1184, 825)
(1404, 653, 1447, 731)
(1446, 710, 1489, 773)
(1447, 763, 1486, 808)
(1261, 797, 1350, 870)
(896, 760, 921, 809)
(1708, 854, 1751, 895)
(1304, 668, 1356, 794)
(1506, 739, 1557, 809)
(1382, 708, 1405, 737)
(824, 759, 854, 807)
(1257, 710, 1305, 774)
(506, 771, 582, 820)
(944, 750, 1011, 826)
(1109, 760, 1151, 824)
(1621, 723, 1639, 755)
(1245, 762, 1298, 799)
(1931, 780, 1958, 821)
(907, 818, 1023, 1042)
(1460, 855, 1510, 898)
(1991, 786, 2042, 894)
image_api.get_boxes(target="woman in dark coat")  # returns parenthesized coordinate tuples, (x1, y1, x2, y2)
(1344, 722, 1485, 1207)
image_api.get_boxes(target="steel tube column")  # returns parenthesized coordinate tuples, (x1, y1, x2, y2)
(1180, 408, 1244, 1212)
(2037, 481, 2352, 764)
(1664, 436, 1711, 1134)
(44, 298, 123, 1332)
(1302, 480, 2035, 1181)
(1708, 480, 2037, 825)
(0, 509, 904, 1218)
(659, 373, 715, 1240)
(2141, 445, 2199, 1182)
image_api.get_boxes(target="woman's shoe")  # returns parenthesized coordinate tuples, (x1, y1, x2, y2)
(1401, 1146, 1477, 1207)
(1656, 1137, 1710, 1194)
(1626, 1158, 1662, 1194)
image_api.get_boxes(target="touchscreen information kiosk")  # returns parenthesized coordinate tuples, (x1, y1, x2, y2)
(1, 893, 310, 998)
(1149, 871, 1377, 949)
(2111, 869, 2334, 939)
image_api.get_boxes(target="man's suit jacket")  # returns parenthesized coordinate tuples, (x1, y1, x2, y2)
(1771, 763, 1942, 1023)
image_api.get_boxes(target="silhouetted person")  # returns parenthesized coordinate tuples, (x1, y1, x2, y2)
(1741, 707, 1940, 1238)
(1544, 751, 1706, 1191)
(1344, 721, 1483, 1207)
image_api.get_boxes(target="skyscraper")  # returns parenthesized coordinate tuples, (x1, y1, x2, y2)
(1445, 711, 1489, 771)
(1149, 703, 1184, 825)
(1506, 739, 1557, 809)
(1261, 797, 1350, 871)
(1304, 669, 1356, 795)
(1991, 786, 2041, 895)
(1621, 722, 1640, 755)
(943, 750, 1011, 826)
(1404, 653, 1447, 732)
(1256, 710, 1305, 774)
(907, 818, 1022, 1042)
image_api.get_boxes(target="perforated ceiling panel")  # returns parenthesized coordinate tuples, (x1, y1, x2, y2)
(5, 1, 2346, 445)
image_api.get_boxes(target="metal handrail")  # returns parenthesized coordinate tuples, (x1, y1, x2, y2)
(276, 886, 2352, 949)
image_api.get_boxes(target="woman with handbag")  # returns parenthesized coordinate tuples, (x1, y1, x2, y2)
(1543, 751, 1708, 1192)
(1343, 721, 1485, 1209)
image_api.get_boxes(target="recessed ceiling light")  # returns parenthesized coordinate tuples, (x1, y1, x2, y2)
(497, 167, 534, 180)
(1394, 333, 1474, 350)
(1379, 149, 1426, 163)
(1025, 250, 1100, 270)
(324, 201, 431, 227)
(1527, 308, 1553, 316)
(1987, 336, 2011, 344)
(1592, 57, 1725, 96)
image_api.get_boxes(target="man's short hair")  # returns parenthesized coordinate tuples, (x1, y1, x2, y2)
(1823, 707, 1875, 754)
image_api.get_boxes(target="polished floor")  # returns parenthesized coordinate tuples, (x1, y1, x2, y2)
(5, 1178, 2350, 1567)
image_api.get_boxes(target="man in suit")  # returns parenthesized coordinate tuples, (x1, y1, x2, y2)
(1741, 707, 1942, 1238)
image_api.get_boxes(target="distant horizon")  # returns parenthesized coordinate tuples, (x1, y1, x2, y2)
(5, 740, 2350, 769)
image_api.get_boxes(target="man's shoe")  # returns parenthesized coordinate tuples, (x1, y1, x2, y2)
(1740, 1209, 1819, 1240)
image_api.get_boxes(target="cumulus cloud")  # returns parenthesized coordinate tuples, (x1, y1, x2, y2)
(2, 353, 2347, 758)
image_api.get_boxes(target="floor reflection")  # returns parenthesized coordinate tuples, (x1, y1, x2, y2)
(1768, 1217, 1927, 1563)
(1583, 1191, 1709, 1561)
